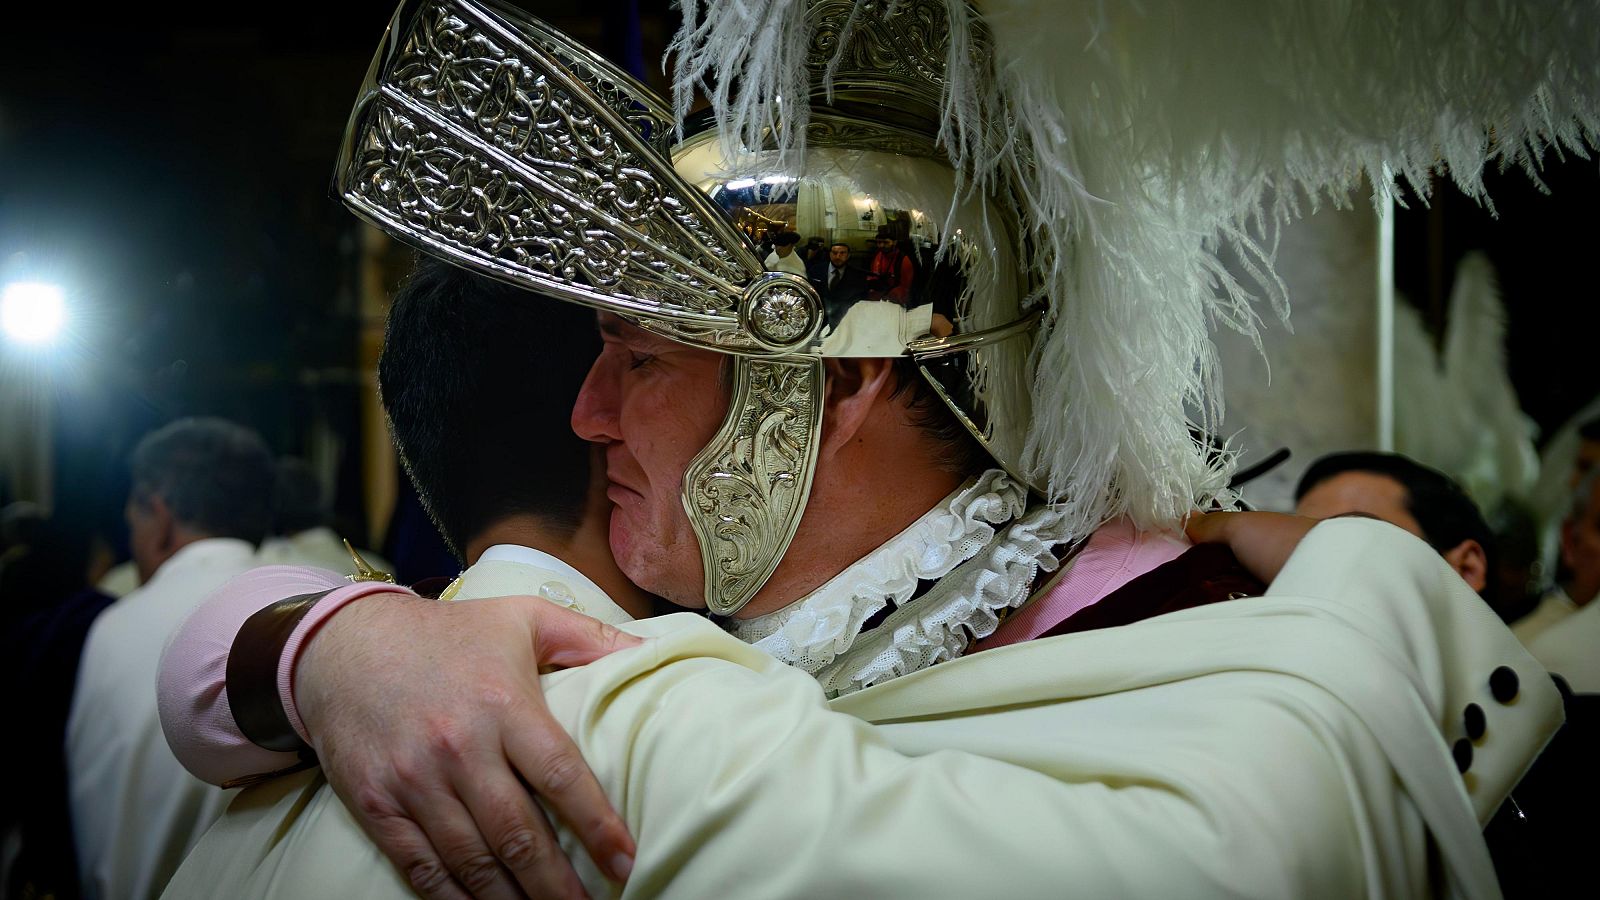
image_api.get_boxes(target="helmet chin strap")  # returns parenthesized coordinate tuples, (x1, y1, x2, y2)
(681, 356, 827, 617)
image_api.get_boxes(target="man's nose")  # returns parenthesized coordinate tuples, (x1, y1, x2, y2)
(572, 356, 622, 442)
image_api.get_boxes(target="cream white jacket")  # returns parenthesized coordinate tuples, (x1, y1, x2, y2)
(162, 520, 1559, 899)
(71, 538, 260, 900)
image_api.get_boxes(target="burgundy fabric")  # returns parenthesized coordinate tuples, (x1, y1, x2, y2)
(410, 576, 455, 600)
(1038, 544, 1266, 639)
(975, 518, 1188, 651)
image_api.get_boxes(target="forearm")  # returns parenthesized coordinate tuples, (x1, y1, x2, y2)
(157, 565, 416, 785)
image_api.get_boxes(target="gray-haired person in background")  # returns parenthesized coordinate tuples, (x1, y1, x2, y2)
(67, 417, 275, 900)
(1515, 469, 1600, 691)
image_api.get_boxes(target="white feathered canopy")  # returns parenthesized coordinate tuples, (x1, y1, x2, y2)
(669, 0, 1600, 538)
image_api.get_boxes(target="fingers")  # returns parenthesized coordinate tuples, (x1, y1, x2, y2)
(314, 595, 638, 898)
(347, 786, 473, 900)
(1184, 510, 1233, 544)
(530, 600, 642, 669)
(406, 787, 531, 900)
(454, 752, 588, 900)
(1188, 511, 1320, 585)
(503, 692, 635, 886)
(345, 748, 557, 900)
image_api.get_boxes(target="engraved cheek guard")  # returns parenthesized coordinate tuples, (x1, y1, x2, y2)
(335, 0, 1039, 615)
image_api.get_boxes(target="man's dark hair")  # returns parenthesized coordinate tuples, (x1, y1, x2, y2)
(1578, 416, 1600, 442)
(379, 258, 599, 560)
(773, 231, 801, 247)
(891, 358, 991, 477)
(130, 418, 275, 544)
(829, 241, 850, 252)
(272, 458, 328, 536)
(1295, 451, 1496, 572)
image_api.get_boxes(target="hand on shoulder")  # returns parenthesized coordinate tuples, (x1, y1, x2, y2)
(296, 592, 641, 899)
(1185, 511, 1322, 585)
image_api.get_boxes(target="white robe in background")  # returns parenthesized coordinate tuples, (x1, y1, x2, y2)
(95, 560, 141, 598)
(69, 538, 260, 900)
(763, 249, 807, 276)
(1510, 586, 1578, 646)
(1523, 595, 1600, 692)
(254, 526, 392, 580)
(162, 520, 1560, 899)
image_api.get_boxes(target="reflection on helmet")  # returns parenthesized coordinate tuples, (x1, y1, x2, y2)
(672, 128, 1028, 361)
(335, 0, 1038, 614)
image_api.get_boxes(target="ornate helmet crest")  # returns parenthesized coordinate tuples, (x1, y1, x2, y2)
(337, 0, 1036, 614)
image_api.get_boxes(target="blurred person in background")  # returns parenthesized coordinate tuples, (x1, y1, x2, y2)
(762, 230, 807, 276)
(865, 226, 914, 304)
(1486, 500, 1545, 625)
(1, 504, 101, 619)
(2, 508, 115, 900)
(808, 241, 869, 330)
(802, 236, 827, 267)
(256, 457, 391, 577)
(66, 417, 275, 900)
(1514, 470, 1600, 691)
(1295, 451, 1596, 896)
(1295, 451, 1494, 597)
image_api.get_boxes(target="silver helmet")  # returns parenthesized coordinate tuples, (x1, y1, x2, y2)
(336, 0, 1039, 615)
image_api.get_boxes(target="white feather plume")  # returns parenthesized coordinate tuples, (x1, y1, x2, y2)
(669, 0, 1600, 538)
(1392, 299, 1458, 479)
(1439, 253, 1539, 508)
(1391, 258, 1539, 514)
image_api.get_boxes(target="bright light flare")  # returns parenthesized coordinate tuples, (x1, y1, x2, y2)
(1, 282, 66, 345)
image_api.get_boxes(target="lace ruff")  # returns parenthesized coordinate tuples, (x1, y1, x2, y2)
(728, 470, 1073, 698)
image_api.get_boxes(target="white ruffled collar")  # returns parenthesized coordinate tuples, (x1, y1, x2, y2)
(728, 470, 1072, 697)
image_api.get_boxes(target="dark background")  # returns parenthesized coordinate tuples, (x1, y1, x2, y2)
(0, 1, 676, 561)
(1395, 159, 1600, 437)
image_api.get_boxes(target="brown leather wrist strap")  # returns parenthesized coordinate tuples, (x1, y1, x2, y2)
(226, 589, 336, 753)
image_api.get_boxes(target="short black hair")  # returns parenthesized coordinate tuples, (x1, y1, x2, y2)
(130, 418, 276, 544)
(378, 258, 599, 559)
(1295, 451, 1495, 562)
(829, 241, 850, 251)
(773, 231, 801, 247)
(1578, 416, 1600, 442)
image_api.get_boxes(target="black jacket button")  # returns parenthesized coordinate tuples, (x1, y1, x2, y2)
(1490, 666, 1519, 703)
(1464, 703, 1486, 740)
(1452, 738, 1473, 773)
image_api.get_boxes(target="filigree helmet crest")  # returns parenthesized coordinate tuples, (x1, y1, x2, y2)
(336, 0, 1037, 614)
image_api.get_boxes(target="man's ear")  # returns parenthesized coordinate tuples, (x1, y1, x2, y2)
(820, 357, 897, 458)
(1441, 538, 1489, 594)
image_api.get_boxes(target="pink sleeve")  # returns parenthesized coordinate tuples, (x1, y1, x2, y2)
(157, 565, 416, 786)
